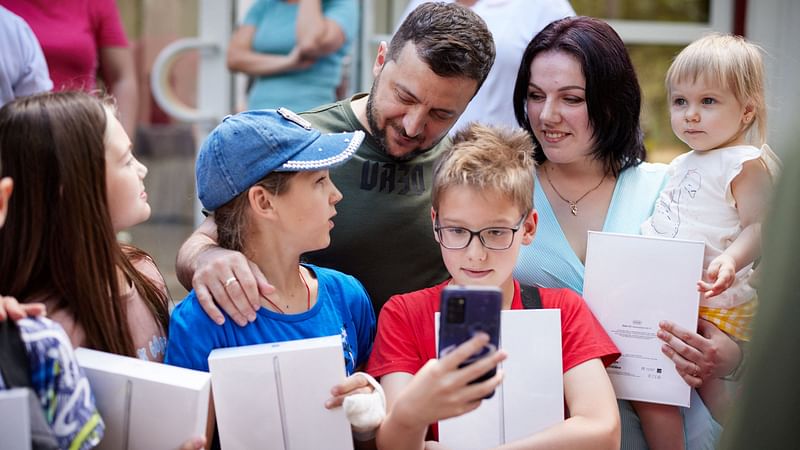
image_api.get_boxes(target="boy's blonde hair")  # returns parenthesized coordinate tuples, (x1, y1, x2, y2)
(432, 123, 535, 214)
(666, 33, 767, 146)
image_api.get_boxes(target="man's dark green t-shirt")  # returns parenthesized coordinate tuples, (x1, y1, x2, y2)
(299, 94, 449, 312)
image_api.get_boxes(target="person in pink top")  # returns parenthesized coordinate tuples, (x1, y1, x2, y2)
(0, 0, 139, 135)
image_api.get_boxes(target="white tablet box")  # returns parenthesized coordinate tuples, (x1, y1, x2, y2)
(0, 388, 31, 450)
(437, 309, 564, 448)
(583, 231, 704, 407)
(75, 348, 211, 450)
(208, 335, 353, 450)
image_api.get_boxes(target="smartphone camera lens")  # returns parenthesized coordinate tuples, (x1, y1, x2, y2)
(446, 297, 466, 323)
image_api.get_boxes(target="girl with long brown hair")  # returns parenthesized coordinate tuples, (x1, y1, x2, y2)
(0, 91, 169, 360)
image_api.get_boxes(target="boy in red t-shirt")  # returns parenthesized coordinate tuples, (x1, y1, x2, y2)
(364, 123, 622, 449)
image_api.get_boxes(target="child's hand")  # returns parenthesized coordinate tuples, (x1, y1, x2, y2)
(326, 372, 377, 409)
(394, 333, 506, 426)
(0, 296, 46, 322)
(327, 372, 386, 441)
(697, 254, 736, 298)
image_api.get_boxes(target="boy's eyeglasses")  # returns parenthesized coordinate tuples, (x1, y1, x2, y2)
(434, 216, 526, 250)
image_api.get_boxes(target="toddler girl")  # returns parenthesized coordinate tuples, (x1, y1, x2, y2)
(638, 33, 780, 448)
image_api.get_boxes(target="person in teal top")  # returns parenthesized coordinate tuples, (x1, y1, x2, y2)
(227, 0, 357, 112)
(510, 16, 746, 450)
(515, 162, 667, 295)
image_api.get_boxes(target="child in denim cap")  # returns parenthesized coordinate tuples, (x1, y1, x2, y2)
(165, 108, 381, 441)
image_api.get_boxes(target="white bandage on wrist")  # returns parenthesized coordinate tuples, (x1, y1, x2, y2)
(343, 372, 385, 440)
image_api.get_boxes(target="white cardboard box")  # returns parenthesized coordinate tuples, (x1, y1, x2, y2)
(583, 231, 704, 407)
(75, 348, 211, 450)
(208, 335, 353, 450)
(437, 309, 564, 448)
(0, 388, 31, 450)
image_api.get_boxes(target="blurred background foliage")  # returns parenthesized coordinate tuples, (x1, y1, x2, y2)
(572, 0, 709, 22)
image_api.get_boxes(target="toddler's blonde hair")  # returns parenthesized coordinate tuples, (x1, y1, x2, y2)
(667, 33, 767, 146)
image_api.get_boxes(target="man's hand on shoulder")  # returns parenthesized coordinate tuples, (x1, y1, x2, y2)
(193, 246, 274, 327)
(0, 296, 45, 322)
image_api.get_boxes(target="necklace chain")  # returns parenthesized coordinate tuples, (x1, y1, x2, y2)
(543, 168, 607, 216)
(261, 268, 311, 314)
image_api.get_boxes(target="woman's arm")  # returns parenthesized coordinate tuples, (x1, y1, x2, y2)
(494, 358, 620, 450)
(226, 25, 314, 76)
(658, 319, 742, 387)
(295, 0, 348, 59)
(99, 46, 138, 136)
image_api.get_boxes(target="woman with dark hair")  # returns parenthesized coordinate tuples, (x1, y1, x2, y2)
(511, 16, 740, 449)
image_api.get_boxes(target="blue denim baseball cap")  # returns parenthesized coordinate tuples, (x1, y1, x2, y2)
(196, 107, 364, 211)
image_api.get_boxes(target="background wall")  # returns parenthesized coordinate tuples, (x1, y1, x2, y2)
(747, 0, 800, 157)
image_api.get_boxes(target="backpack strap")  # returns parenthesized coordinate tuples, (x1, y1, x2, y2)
(0, 320, 32, 388)
(1, 320, 60, 450)
(519, 283, 542, 310)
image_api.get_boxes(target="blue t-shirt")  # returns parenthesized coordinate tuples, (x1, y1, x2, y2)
(165, 264, 375, 375)
(243, 0, 357, 111)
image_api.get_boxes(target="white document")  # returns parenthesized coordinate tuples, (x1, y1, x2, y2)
(0, 388, 31, 450)
(208, 335, 353, 450)
(436, 309, 564, 449)
(583, 231, 704, 407)
(75, 348, 211, 450)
